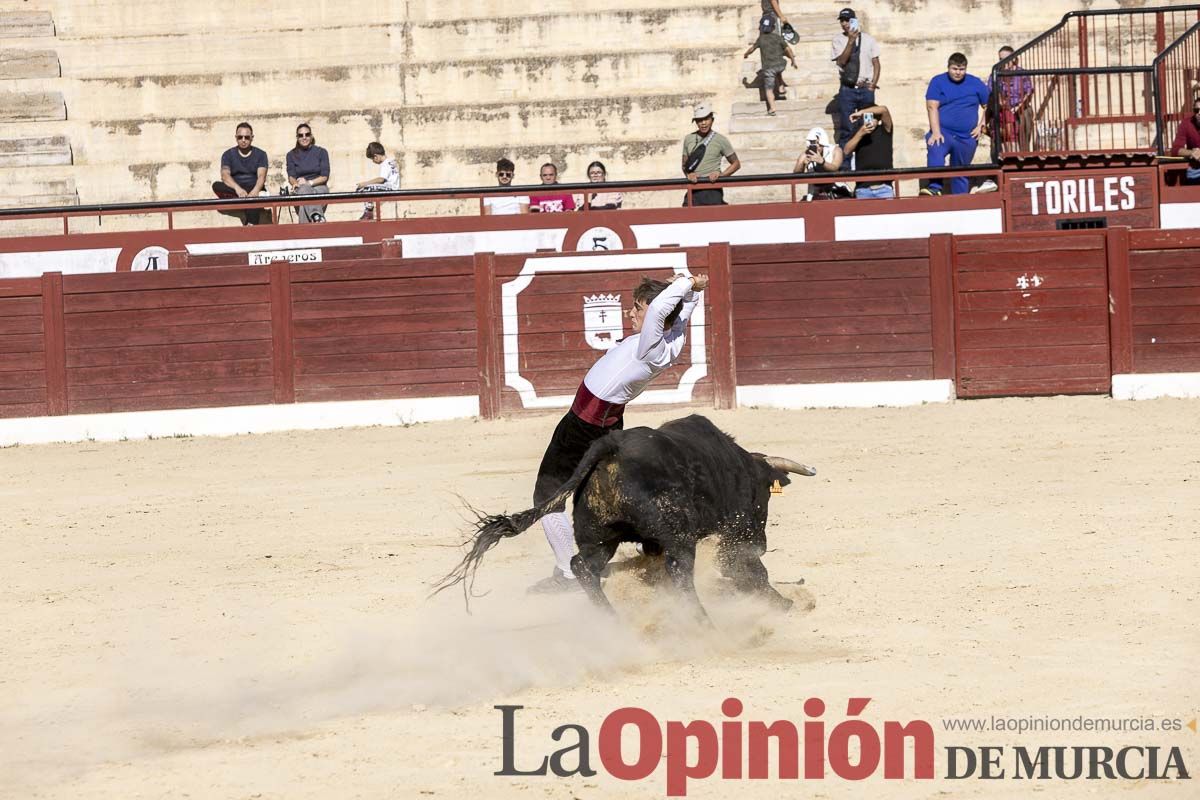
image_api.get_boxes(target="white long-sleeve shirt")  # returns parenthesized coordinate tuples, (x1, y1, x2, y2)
(582, 276, 700, 404)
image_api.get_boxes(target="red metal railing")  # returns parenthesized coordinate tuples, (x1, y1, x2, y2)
(991, 5, 1200, 159)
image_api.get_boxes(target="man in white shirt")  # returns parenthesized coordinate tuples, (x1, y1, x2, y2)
(482, 157, 529, 215)
(831, 8, 881, 145)
(529, 272, 710, 593)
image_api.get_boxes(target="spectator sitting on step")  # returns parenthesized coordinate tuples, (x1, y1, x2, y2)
(354, 142, 400, 221)
(1169, 97, 1200, 186)
(482, 158, 529, 215)
(582, 161, 623, 210)
(286, 123, 331, 223)
(213, 122, 271, 226)
(744, 24, 797, 116)
(922, 52, 989, 196)
(831, 8, 881, 146)
(529, 163, 577, 212)
(793, 126, 847, 200)
(842, 105, 894, 199)
(682, 103, 740, 206)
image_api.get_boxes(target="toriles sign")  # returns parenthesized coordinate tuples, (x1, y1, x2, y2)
(1007, 168, 1157, 231)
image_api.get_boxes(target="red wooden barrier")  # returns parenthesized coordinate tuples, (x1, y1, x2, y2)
(288, 256, 477, 404)
(730, 240, 936, 386)
(1127, 229, 1200, 373)
(954, 231, 1111, 397)
(0, 277, 47, 419)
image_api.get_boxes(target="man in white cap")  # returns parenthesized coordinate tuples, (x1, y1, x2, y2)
(681, 103, 740, 206)
(793, 126, 845, 200)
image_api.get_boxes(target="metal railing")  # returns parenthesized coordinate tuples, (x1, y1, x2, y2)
(990, 5, 1200, 159)
(0, 164, 1006, 238)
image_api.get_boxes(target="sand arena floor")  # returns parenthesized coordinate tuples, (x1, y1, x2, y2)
(1, 397, 1197, 798)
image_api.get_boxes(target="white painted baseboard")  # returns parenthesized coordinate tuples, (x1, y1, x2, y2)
(736, 379, 954, 409)
(0, 396, 480, 447)
(1112, 373, 1200, 400)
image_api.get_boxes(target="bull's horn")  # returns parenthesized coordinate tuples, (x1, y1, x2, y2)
(762, 456, 817, 477)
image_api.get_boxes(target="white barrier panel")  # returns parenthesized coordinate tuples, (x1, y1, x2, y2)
(0, 396, 479, 447)
(1112, 372, 1200, 400)
(737, 379, 954, 409)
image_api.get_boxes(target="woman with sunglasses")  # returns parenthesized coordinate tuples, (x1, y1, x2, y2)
(286, 123, 331, 223)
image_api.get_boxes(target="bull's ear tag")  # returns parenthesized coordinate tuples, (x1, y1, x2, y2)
(771, 480, 783, 495)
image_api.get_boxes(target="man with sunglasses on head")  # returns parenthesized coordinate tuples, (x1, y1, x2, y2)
(1170, 98, 1200, 186)
(287, 123, 331, 223)
(213, 122, 270, 225)
(482, 157, 529, 215)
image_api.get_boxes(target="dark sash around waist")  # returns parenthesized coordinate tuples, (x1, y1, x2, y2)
(570, 383, 626, 428)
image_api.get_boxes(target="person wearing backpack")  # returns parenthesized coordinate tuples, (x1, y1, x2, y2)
(681, 104, 741, 206)
(745, 24, 798, 116)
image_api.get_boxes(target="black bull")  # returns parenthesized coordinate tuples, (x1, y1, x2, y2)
(433, 414, 816, 619)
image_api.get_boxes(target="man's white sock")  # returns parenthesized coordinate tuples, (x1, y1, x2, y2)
(541, 511, 576, 578)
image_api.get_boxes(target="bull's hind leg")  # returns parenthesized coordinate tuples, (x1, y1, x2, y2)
(570, 539, 619, 614)
(663, 543, 713, 626)
(719, 539, 793, 612)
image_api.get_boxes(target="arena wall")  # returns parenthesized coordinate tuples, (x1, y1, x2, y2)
(3, 225, 1199, 445)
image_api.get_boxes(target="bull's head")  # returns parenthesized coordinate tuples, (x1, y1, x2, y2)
(753, 453, 817, 494)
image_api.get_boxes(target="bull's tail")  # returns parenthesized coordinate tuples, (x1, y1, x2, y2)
(430, 433, 621, 606)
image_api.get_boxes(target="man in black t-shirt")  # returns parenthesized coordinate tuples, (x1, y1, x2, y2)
(213, 122, 271, 225)
(842, 104, 894, 199)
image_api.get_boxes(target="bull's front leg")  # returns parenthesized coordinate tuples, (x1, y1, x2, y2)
(663, 543, 713, 626)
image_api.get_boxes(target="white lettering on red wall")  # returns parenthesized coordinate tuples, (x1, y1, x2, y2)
(1024, 177, 1136, 216)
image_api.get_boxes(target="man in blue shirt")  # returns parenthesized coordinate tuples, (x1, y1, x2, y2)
(923, 52, 989, 196)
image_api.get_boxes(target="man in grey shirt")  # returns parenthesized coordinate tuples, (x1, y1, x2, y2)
(286, 122, 330, 223)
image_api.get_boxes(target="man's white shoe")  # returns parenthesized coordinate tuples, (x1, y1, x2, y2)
(971, 178, 999, 194)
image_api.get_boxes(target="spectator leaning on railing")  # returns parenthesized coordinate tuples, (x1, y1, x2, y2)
(583, 161, 623, 210)
(793, 126, 846, 200)
(682, 103, 740, 206)
(483, 158, 529, 215)
(842, 104, 894, 199)
(922, 52, 989, 196)
(1170, 98, 1200, 186)
(530, 163, 577, 213)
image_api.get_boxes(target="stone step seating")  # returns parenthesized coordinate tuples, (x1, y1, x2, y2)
(0, 48, 59, 79)
(0, 135, 71, 167)
(60, 48, 733, 120)
(0, 11, 55, 38)
(0, 175, 78, 208)
(73, 92, 702, 165)
(48, 0, 731, 37)
(0, 89, 65, 122)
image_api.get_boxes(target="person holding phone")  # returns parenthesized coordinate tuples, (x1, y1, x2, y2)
(842, 104, 895, 199)
(831, 8, 881, 145)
